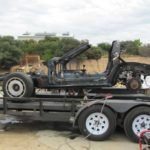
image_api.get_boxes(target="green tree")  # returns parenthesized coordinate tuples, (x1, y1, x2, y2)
(0, 36, 22, 69)
(19, 40, 38, 54)
(0, 36, 144, 70)
(58, 38, 81, 56)
(98, 43, 111, 51)
(85, 47, 102, 60)
(35, 37, 81, 61)
(121, 39, 142, 55)
(139, 44, 150, 57)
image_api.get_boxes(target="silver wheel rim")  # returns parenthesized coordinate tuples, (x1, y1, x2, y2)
(132, 114, 150, 136)
(86, 112, 109, 135)
(6, 77, 26, 97)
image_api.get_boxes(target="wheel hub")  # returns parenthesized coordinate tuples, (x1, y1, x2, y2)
(127, 77, 141, 90)
(94, 120, 100, 126)
(140, 122, 146, 128)
(130, 80, 139, 89)
(13, 84, 20, 91)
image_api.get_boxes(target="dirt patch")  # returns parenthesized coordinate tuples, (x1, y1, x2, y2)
(0, 122, 138, 150)
(69, 56, 150, 73)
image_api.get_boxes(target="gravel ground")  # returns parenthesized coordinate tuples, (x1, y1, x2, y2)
(0, 122, 139, 150)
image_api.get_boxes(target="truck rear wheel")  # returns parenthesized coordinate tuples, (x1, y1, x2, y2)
(124, 106, 150, 142)
(3, 73, 34, 98)
(78, 105, 116, 141)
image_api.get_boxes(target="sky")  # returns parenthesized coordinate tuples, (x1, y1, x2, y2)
(0, 0, 150, 44)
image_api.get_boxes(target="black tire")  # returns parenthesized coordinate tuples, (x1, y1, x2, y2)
(124, 106, 150, 143)
(3, 72, 34, 98)
(126, 78, 142, 91)
(78, 105, 116, 141)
